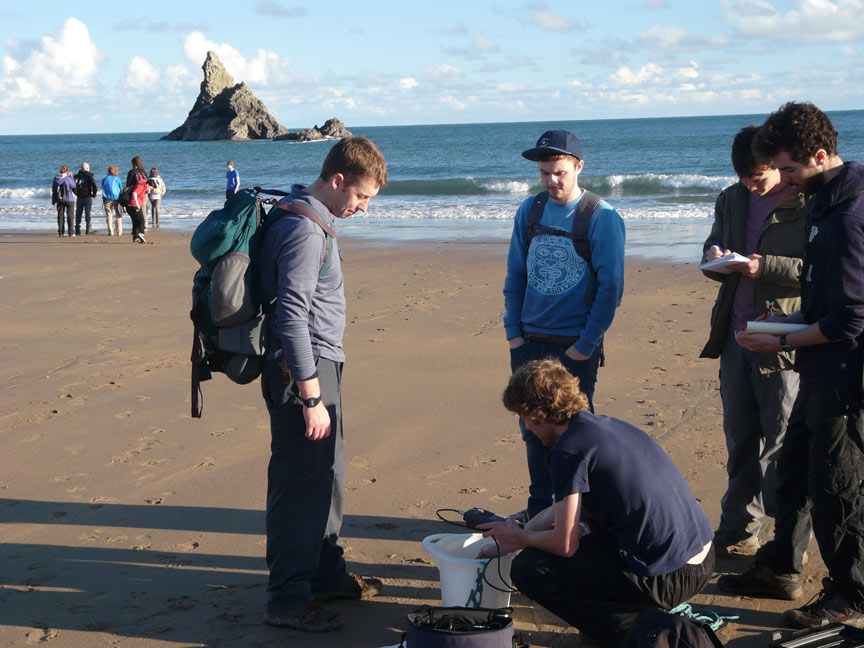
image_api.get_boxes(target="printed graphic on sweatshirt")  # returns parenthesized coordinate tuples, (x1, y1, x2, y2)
(527, 234, 585, 295)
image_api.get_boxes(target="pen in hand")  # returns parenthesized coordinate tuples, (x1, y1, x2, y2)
(710, 237, 726, 254)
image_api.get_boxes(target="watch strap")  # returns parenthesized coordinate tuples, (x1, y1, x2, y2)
(302, 395, 322, 408)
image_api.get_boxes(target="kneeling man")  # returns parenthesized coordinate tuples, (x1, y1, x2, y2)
(481, 359, 714, 646)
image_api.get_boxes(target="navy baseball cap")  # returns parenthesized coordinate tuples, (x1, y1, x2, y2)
(522, 130, 583, 161)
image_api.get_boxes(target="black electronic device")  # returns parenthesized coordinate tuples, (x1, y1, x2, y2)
(462, 507, 506, 530)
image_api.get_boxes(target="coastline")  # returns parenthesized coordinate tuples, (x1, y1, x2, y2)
(0, 229, 824, 647)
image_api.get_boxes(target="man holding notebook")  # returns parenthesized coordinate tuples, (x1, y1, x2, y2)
(700, 125, 808, 559)
(720, 102, 864, 628)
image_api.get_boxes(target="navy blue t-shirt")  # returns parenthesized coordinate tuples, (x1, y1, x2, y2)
(549, 411, 712, 576)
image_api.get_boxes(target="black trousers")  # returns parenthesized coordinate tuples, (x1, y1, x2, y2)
(126, 206, 145, 240)
(758, 381, 864, 607)
(75, 196, 93, 232)
(511, 533, 714, 646)
(56, 201, 73, 235)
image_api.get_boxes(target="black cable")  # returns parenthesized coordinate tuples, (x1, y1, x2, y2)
(435, 508, 471, 528)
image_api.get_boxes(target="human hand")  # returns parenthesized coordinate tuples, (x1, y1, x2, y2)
(509, 336, 525, 350)
(303, 402, 331, 440)
(729, 254, 765, 279)
(564, 346, 589, 361)
(734, 330, 780, 352)
(478, 518, 525, 550)
(705, 245, 725, 261)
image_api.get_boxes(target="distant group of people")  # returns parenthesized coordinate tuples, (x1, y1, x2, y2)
(251, 101, 864, 644)
(51, 155, 166, 243)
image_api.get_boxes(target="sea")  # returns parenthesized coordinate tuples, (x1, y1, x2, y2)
(2, 111, 862, 261)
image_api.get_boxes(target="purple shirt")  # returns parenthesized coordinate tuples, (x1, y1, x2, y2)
(729, 190, 784, 332)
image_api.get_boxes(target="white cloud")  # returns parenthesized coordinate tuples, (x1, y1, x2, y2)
(399, 77, 419, 89)
(0, 18, 103, 107)
(611, 63, 663, 85)
(182, 31, 288, 85)
(472, 34, 500, 52)
(723, 0, 864, 43)
(528, 1, 584, 32)
(638, 25, 728, 51)
(842, 45, 860, 57)
(123, 56, 159, 91)
(419, 63, 463, 82)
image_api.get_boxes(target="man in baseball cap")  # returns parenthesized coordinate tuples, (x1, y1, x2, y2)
(503, 129, 626, 525)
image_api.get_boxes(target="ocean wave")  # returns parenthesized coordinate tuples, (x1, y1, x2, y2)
(0, 187, 52, 199)
(594, 173, 735, 195)
(381, 177, 534, 196)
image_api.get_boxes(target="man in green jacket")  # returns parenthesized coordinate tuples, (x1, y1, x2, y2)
(700, 125, 808, 559)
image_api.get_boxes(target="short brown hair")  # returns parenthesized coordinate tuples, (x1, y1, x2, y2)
(535, 154, 579, 164)
(502, 358, 590, 425)
(754, 102, 838, 164)
(108, 165, 118, 176)
(131, 156, 143, 170)
(319, 136, 387, 188)
(59, 165, 68, 174)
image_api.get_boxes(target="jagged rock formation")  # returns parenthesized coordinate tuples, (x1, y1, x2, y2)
(162, 51, 288, 141)
(274, 118, 352, 142)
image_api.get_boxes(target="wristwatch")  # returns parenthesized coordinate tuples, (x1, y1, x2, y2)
(302, 395, 322, 408)
(779, 335, 794, 352)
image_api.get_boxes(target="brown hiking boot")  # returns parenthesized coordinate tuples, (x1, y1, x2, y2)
(784, 580, 864, 629)
(312, 572, 383, 601)
(264, 601, 341, 632)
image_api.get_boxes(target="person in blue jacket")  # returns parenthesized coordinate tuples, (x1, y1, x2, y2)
(503, 130, 626, 524)
(101, 166, 124, 236)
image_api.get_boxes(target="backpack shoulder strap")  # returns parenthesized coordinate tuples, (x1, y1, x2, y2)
(525, 191, 549, 251)
(269, 198, 336, 274)
(571, 189, 602, 272)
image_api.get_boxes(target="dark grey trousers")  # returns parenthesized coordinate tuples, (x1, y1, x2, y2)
(759, 381, 864, 606)
(717, 332, 799, 540)
(261, 356, 346, 613)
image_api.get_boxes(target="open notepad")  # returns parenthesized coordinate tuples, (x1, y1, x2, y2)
(744, 321, 809, 335)
(699, 252, 750, 274)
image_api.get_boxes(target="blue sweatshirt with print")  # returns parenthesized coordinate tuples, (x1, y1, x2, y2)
(503, 191, 625, 357)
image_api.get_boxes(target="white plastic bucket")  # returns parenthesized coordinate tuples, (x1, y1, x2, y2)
(422, 532, 515, 608)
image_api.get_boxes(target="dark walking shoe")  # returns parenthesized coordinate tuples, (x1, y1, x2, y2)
(784, 580, 864, 629)
(714, 531, 761, 557)
(264, 601, 342, 632)
(718, 561, 802, 600)
(312, 573, 383, 601)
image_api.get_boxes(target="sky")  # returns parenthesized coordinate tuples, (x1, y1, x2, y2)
(1, 0, 862, 135)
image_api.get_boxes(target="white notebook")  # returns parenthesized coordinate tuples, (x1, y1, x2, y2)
(699, 252, 750, 274)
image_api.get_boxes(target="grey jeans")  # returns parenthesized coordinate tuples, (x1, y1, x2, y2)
(717, 331, 799, 540)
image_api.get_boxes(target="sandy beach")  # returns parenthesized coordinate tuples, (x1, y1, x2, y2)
(0, 229, 827, 648)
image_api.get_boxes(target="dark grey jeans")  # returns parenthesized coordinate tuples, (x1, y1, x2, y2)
(758, 381, 864, 606)
(717, 332, 799, 540)
(261, 356, 346, 613)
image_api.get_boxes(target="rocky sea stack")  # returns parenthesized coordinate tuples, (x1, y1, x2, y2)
(274, 118, 352, 142)
(161, 51, 288, 141)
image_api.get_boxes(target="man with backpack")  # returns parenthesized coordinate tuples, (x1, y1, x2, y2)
(74, 162, 98, 235)
(258, 137, 387, 632)
(503, 130, 626, 525)
(51, 165, 76, 237)
(720, 102, 864, 628)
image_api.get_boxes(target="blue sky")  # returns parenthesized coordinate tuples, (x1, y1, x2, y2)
(1, 0, 862, 135)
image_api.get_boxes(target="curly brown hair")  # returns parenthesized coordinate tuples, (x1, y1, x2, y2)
(502, 358, 589, 424)
(754, 102, 838, 164)
(731, 125, 771, 178)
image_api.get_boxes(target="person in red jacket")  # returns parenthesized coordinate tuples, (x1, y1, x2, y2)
(126, 175, 148, 244)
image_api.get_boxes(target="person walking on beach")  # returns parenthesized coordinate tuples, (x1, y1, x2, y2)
(226, 160, 239, 199)
(147, 167, 166, 228)
(101, 166, 123, 236)
(74, 162, 98, 235)
(258, 137, 387, 632)
(719, 102, 864, 629)
(51, 165, 76, 237)
(503, 130, 625, 524)
(125, 172, 148, 244)
(480, 358, 714, 647)
(700, 126, 807, 558)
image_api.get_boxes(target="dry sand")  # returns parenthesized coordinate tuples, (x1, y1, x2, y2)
(0, 229, 826, 647)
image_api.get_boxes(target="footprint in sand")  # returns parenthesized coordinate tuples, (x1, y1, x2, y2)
(114, 411, 134, 419)
(25, 628, 59, 643)
(459, 487, 486, 494)
(175, 540, 200, 552)
(138, 395, 152, 402)
(106, 535, 128, 544)
(144, 497, 163, 505)
(195, 458, 215, 468)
